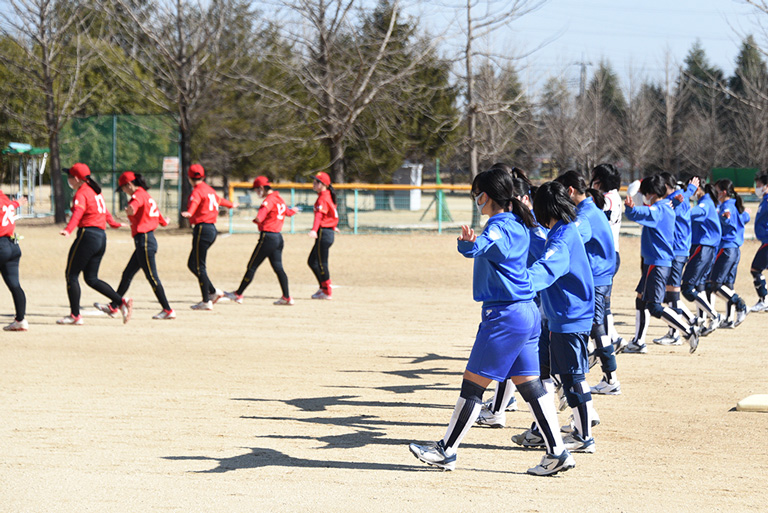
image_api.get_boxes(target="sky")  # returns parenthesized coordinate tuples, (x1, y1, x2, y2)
(412, 0, 765, 94)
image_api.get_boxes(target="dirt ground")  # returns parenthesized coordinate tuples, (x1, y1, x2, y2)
(2, 223, 767, 512)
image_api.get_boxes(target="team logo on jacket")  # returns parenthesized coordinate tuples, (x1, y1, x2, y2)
(488, 228, 501, 240)
(545, 248, 557, 260)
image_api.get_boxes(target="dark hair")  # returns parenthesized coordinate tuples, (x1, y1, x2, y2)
(326, 184, 337, 205)
(132, 173, 150, 190)
(533, 181, 576, 228)
(658, 171, 677, 192)
(85, 176, 102, 195)
(591, 163, 621, 192)
(586, 188, 606, 209)
(472, 168, 535, 228)
(554, 170, 588, 195)
(490, 162, 533, 191)
(702, 182, 718, 205)
(756, 172, 768, 186)
(678, 172, 693, 185)
(639, 175, 667, 198)
(714, 178, 745, 214)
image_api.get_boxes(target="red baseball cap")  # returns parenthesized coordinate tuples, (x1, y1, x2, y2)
(252, 176, 270, 188)
(314, 172, 331, 186)
(67, 163, 91, 180)
(188, 164, 205, 179)
(118, 171, 136, 188)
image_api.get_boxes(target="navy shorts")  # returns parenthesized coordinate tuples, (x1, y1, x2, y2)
(710, 247, 741, 287)
(682, 245, 716, 288)
(636, 264, 670, 304)
(593, 285, 610, 326)
(666, 255, 687, 287)
(751, 243, 768, 272)
(466, 300, 541, 381)
(548, 331, 590, 375)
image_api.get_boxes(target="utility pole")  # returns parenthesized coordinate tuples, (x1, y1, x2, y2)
(573, 55, 592, 97)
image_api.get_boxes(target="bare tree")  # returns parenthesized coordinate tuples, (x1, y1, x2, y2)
(0, 0, 101, 222)
(539, 75, 579, 173)
(623, 70, 658, 181)
(98, 0, 241, 225)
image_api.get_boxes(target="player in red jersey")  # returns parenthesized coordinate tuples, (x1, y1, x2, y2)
(224, 176, 296, 305)
(57, 163, 132, 325)
(181, 164, 237, 310)
(100, 171, 174, 320)
(0, 190, 28, 331)
(308, 172, 338, 300)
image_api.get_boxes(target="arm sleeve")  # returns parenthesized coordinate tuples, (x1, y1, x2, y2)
(625, 204, 660, 227)
(63, 195, 85, 233)
(105, 209, 121, 228)
(255, 203, 269, 228)
(741, 210, 751, 224)
(527, 238, 571, 292)
(285, 207, 297, 217)
(574, 215, 592, 243)
(457, 224, 510, 262)
(690, 204, 705, 223)
(683, 183, 698, 201)
(311, 210, 323, 232)
(218, 194, 234, 208)
(186, 191, 200, 215)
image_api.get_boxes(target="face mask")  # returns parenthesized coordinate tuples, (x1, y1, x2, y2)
(475, 193, 488, 215)
(756, 185, 765, 197)
(642, 194, 652, 205)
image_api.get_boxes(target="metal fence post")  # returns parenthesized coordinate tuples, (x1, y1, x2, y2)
(354, 189, 358, 234)
(291, 188, 296, 234)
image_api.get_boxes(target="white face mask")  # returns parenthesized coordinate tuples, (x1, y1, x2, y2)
(475, 193, 488, 215)
(756, 185, 765, 197)
(642, 194, 652, 205)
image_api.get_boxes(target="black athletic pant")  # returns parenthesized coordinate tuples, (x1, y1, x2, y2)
(65, 227, 122, 317)
(187, 223, 218, 302)
(236, 231, 290, 298)
(117, 231, 171, 311)
(0, 236, 26, 321)
(308, 227, 334, 284)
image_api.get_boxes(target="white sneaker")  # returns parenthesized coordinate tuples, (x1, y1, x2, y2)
(750, 299, 768, 312)
(274, 296, 295, 305)
(591, 378, 621, 395)
(311, 290, 332, 300)
(475, 406, 506, 428)
(562, 432, 596, 453)
(623, 339, 648, 354)
(653, 329, 681, 346)
(511, 428, 546, 448)
(94, 302, 118, 317)
(526, 450, 575, 476)
(613, 337, 628, 354)
(408, 440, 456, 471)
(57, 314, 84, 325)
(560, 414, 601, 434)
(190, 301, 213, 311)
(701, 314, 720, 336)
(3, 319, 28, 331)
(224, 291, 243, 304)
(152, 309, 176, 320)
(212, 289, 228, 304)
(734, 307, 748, 327)
(481, 396, 518, 412)
(120, 298, 133, 324)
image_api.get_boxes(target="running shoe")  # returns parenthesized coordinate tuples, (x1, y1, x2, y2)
(274, 296, 295, 305)
(700, 314, 721, 336)
(57, 314, 83, 325)
(623, 339, 648, 354)
(190, 301, 213, 311)
(152, 309, 176, 320)
(3, 319, 28, 331)
(653, 328, 680, 345)
(120, 298, 133, 324)
(591, 378, 621, 395)
(561, 413, 601, 434)
(93, 302, 118, 317)
(224, 292, 243, 304)
(750, 299, 768, 313)
(481, 396, 518, 412)
(311, 290, 332, 300)
(511, 428, 546, 448)
(526, 450, 575, 476)
(613, 337, 628, 354)
(562, 432, 596, 453)
(475, 407, 505, 428)
(734, 307, 748, 327)
(408, 440, 456, 471)
(212, 289, 227, 304)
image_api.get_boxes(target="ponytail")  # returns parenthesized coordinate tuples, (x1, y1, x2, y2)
(327, 184, 337, 206)
(586, 188, 606, 209)
(133, 173, 150, 190)
(85, 176, 102, 195)
(509, 197, 536, 228)
(714, 178, 745, 214)
(703, 183, 718, 205)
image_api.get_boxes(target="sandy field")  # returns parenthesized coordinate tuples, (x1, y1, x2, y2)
(2, 221, 767, 512)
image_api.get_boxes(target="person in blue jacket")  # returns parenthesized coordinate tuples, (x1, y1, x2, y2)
(511, 181, 597, 454)
(681, 179, 722, 336)
(708, 178, 750, 327)
(654, 172, 699, 345)
(409, 168, 573, 477)
(750, 172, 768, 312)
(555, 171, 619, 396)
(623, 174, 701, 354)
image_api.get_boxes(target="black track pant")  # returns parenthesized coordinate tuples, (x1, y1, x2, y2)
(187, 223, 218, 302)
(65, 227, 122, 316)
(308, 227, 334, 284)
(236, 231, 290, 298)
(117, 231, 171, 311)
(0, 236, 26, 321)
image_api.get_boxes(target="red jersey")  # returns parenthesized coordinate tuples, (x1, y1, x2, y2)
(64, 184, 120, 234)
(127, 187, 168, 237)
(186, 182, 234, 225)
(255, 191, 296, 232)
(0, 191, 21, 238)
(311, 190, 338, 231)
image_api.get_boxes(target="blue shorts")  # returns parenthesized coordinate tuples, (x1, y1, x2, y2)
(710, 247, 741, 287)
(666, 255, 687, 287)
(548, 331, 590, 375)
(593, 285, 610, 326)
(682, 245, 716, 288)
(636, 264, 670, 304)
(751, 243, 768, 271)
(466, 301, 541, 381)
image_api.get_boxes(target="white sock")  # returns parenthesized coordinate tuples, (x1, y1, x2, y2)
(442, 396, 481, 456)
(635, 309, 650, 344)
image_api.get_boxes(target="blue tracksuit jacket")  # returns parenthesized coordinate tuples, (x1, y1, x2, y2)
(718, 198, 750, 249)
(625, 200, 676, 267)
(574, 197, 616, 286)
(690, 195, 721, 247)
(755, 194, 768, 244)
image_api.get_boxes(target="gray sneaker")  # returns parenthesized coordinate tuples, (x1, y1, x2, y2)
(623, 339, 648, 354)
(475, 406, 506, 428)
(734, 307, 748, 327)
(653, 328, 678, 345)
(526, 450, 575, 476)
(409, 440, 456, 471)
(591, 378, 621, 395)
(685, 326, 700, 354)
(751, 299, 768, 313)
(700, 315, 721, 336)
(511, 428, 546, 448)
(562, 432, 596, 453)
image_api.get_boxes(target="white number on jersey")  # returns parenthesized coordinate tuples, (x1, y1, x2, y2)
(276, 203, 286, 220)
(148, 198, 159, 218)
(207, 193, 219, 211)
(1, 204, 16, 227)
(95, 194, 107, 214)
